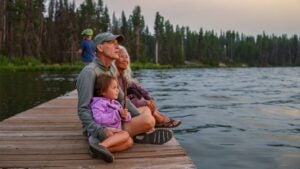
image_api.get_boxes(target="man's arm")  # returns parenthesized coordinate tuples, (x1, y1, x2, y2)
(76, 68, 107, 141)
(118, 87, 140, 117)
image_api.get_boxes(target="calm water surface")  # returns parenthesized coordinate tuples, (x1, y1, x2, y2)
(1, 68, 300, 169)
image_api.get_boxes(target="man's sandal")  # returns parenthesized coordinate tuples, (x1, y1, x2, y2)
(89, 144, 114, 163)
(133, 128, 173, 145)
(155, 119, 182, 128)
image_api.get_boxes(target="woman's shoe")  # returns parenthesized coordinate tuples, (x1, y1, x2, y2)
(155, 119, 181, 128)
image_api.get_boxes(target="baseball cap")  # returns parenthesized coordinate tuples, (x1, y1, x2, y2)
(94, 32, 124, 45)
(81, 28, 93, 36)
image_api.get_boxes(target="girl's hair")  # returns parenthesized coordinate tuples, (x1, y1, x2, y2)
(94, 74, 117, 97)
(113, 45, 138, 85)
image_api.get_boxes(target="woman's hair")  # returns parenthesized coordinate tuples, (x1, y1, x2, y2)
(94, 74, 117, 97)
(113, 45, 138, 85)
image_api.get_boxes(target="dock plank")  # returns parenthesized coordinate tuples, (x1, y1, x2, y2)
(0, 90, 196, 169)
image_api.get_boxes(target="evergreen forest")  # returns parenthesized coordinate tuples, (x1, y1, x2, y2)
(0, 0, 299, 67)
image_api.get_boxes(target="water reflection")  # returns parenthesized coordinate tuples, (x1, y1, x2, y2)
(174, 123, 246, 134)
(0, 72, 77, 121)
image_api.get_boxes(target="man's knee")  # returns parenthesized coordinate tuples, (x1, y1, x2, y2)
(127, 137, 133, 148)
(138, 106, 155, 128)
(142, 112, 155, 129)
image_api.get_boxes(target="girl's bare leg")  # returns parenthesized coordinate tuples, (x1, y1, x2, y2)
(107, 137, 133, 152)
(100, 131, 130, 148)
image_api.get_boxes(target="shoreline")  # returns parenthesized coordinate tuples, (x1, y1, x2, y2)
(1, 62, 299, 72)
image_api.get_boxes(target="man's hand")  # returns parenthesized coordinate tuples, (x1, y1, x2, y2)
(147, 100, 157, 113)
(119, 108, 129, 119)
(106, 127, 122, 137)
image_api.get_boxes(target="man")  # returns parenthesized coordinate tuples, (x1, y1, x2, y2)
(78, 28, 95, 65)
(76, 32, 173, 162)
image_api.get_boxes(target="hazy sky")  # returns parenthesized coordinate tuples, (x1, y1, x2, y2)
(88, 0, 300, 36)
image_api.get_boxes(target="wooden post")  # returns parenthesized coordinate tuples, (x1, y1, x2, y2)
(155, 40, 158, 65)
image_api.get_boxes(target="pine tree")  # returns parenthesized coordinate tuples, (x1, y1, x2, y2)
(0, 1, 7, 55)
(130, 6, 144, 61)
(154, 12, 164, 64)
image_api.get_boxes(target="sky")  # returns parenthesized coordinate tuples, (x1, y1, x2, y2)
(80, 0, 300, 36)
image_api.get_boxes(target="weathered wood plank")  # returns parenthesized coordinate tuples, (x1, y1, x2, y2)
(0, 124, 82, 131)
(0, 156, 195, 168)
(0, 147, 186, 160)
(0, 90, 196, 169)
(0, 135, 86, 141)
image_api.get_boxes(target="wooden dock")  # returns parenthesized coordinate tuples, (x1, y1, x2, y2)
(0, 90, 196, 169)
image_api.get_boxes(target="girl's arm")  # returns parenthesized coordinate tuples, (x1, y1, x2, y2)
(91, 98, 107, 124)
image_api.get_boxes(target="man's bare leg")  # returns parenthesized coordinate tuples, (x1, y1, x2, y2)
(123, 106, 155, 137)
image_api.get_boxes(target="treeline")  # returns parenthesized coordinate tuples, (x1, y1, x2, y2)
(0, 0, 299, 66)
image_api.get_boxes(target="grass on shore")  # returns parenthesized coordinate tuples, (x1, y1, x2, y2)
(0, 56, 83, 72)
(0, 56, 174, 72)
(0, 55, 249, 72)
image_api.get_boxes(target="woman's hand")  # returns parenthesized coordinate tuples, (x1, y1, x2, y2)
(119, 108, 129, 119)
(147, 100, 157, 113)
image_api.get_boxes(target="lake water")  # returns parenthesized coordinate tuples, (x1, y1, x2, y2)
(1, 68, 300, 169)
(0, 72, 78, 121)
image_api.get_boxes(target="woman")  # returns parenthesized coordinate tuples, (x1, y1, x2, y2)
(114, 45, 181, 128)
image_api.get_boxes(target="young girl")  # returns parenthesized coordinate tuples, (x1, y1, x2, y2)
(89, 73, 133, 163)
